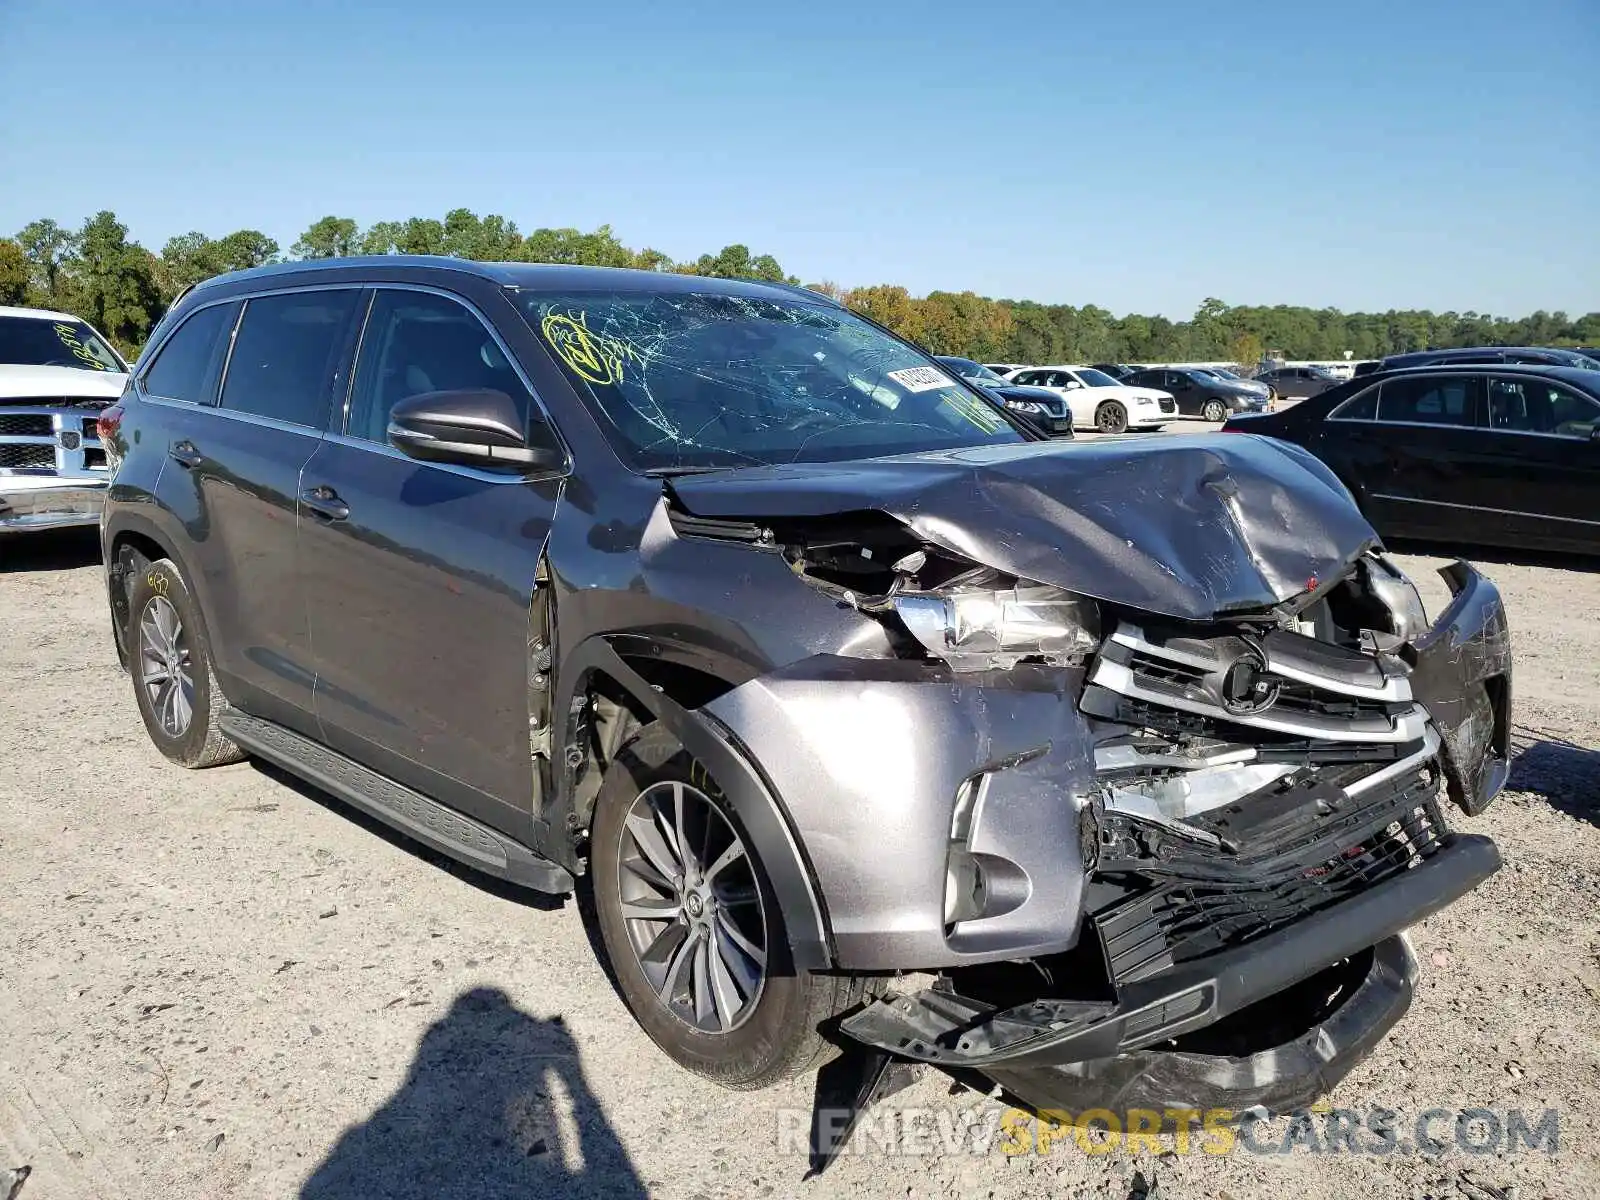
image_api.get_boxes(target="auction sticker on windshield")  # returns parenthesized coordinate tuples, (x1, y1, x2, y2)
(887, 366, 956, 393)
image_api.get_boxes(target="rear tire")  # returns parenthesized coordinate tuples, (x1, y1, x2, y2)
(1095, 401, 1129, 434)
(591, 725, 869, 1089)
(126, 558, 245, 769)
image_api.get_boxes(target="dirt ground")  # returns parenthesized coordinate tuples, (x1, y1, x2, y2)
(2, 459, 1598, 1198)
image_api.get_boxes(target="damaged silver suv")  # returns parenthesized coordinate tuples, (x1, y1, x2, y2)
(101, 259, 1509, 1121)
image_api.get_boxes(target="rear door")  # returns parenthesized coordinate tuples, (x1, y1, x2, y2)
(152, 286, 364, 731)
(1359, 372, 1487, 540)
(1472, 374, 1600, 551)
(297, 285, 566, 833)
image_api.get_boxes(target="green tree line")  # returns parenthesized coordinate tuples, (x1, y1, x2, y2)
(5, 209, 1596, 364)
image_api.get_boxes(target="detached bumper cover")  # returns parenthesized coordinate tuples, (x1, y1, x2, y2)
(0, 474, 107, 532)
(1408, 562, 1512, 815)
(987, 934, 1417, 1119)
(839, 835, 1499, 1069)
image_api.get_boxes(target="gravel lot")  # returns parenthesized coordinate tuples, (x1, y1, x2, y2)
(2, 428, 1598, 1199)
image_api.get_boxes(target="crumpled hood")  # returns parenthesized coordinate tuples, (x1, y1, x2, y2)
(668, 434, 1378, 621)
(0, 364, 127, 401)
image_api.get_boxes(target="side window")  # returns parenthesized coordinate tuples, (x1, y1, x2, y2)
(1331, 386, 1379, 420)
(1378, 375, 1478, 426)
(220, 289, 361, 428)
(1487, 377, 1600, 438)
(141, 302, 237, 404)
(346, 289, 534, 444)
(1012, 370, 1040, 385)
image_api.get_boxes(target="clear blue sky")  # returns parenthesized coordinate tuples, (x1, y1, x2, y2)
(3, 0, 1596, 318)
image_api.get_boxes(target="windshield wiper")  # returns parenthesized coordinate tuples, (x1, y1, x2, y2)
(642, 465, 743, 478)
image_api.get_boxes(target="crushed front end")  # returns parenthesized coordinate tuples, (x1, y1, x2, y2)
(829, 551, 1508, 1115)
(664, 437, 1510, 1124)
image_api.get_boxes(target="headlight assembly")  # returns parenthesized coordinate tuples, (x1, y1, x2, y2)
(1363, 553, 1428, 643)
(894, 584, 1100, 670)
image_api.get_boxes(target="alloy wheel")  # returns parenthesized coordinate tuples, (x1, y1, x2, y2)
(138, 595, 195, 738)
(616, 780, 767, 1033)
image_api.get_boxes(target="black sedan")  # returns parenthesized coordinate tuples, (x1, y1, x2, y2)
(1222, 364, 1600, 554)
(1122, 367, 1270, 421)
(934, 356, 1075, 437)
(1255, 365, 1343, 402)
(1089, 362, 1143, 380)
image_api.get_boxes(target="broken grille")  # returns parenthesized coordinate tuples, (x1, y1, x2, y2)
(1096, 781, 1448, 984)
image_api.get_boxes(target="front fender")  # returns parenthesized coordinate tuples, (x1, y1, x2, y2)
(553, 635, 834, 972)
(704, 656, 1100, 972)
(1408, 562, 1513, 815)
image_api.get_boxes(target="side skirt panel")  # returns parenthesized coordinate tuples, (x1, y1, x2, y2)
(219, 710, 574, 895)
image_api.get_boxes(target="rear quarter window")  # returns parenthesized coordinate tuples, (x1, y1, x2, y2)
(142, 302, 238, 404)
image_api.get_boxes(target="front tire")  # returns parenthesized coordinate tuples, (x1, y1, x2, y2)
(591, 725, 868, 1089)
(1095, 401, 1129, 434)
(1202, 399, 1228, 422)
(126, 558, 245, 768)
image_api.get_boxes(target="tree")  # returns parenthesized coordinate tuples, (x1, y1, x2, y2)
(359, 221, 403, 256)
(63, 211, 161, 351)
(684, 244, 791, 283)
(291, 216, 359, 259)
(211, 229, 278, 272)
(393, 218, 446, 256)
(439, 208, 520, 260)
(15, 218, 76, 305)
(1227, 331, 1264, 371)
(631, 247, 674, 272)
(520, 224, 633, 267)
(0, 239, 28, 304)
(845, 285, 924, 343)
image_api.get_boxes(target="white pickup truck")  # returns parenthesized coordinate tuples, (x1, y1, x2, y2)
(0, 305, 128, 534)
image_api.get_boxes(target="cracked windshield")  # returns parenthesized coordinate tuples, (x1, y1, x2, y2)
(523, 290, 1022, 471)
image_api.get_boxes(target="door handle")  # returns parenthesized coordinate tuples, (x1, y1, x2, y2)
(301, 485, 350, 522)
(169, 441, 202, 468)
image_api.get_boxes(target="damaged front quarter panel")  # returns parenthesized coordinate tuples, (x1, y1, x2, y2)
(667, 433, 1509, 1121)
(1405, 561, 1513, 816)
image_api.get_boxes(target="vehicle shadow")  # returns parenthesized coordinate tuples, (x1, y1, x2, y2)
(0, 526, 101, 572)
(251, 760, 566, 912)
(301, 986, 647, 1200)
(1508, 725, 1600, 829)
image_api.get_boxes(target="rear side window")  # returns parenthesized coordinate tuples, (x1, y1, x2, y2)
(1488, 377, 1600, 438)
(142, 303, 236, 404)
(220, 289, 361, 428)
(1378, 375, 1478, 426)
(345, 290, 533, 444)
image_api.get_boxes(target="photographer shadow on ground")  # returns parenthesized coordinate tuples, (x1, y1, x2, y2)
(301, 987, 646, 1200)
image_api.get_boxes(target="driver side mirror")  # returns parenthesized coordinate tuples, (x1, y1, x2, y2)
(388, 389, 564, 472)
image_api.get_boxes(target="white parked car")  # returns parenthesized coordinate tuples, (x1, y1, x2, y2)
(0, 305, 129, 535)
(1003, 365, 1175, 433)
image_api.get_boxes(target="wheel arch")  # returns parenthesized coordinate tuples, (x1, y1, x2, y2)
(105, 515, 194, 672)
(551, 634, 835, 971)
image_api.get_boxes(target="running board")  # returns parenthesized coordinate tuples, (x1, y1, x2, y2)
(218, 711, 573, 894)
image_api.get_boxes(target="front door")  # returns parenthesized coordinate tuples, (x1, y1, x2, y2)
(1471, 374, 1600, 551)
(297, 286, 565, 835)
